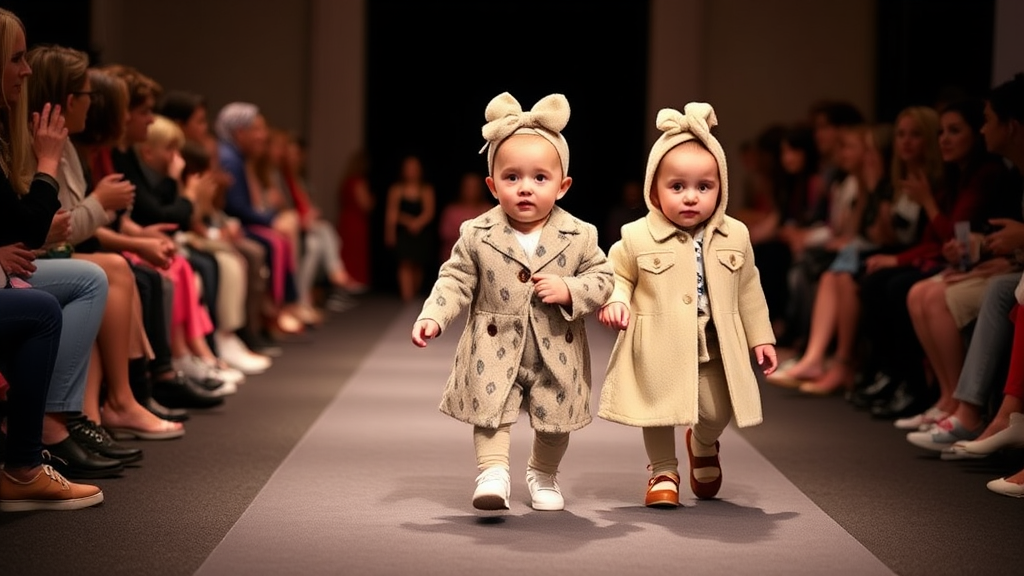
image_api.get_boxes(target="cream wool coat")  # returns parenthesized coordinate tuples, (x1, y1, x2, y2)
(598, 177, 775, 429)
(418, 205, 613, 433)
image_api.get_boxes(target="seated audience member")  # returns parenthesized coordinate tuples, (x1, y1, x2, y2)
(0, 33, 118, 479)
(269, 129, 365, 323)
(216, 102, 305, 336)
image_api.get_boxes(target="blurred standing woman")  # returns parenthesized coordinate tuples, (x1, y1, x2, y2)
(337, 149, 373, 287)
(385, 155, 435, 301)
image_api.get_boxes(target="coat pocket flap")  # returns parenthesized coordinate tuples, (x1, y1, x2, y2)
(716, 250, 744, 271)
(638, 252, 676, 274)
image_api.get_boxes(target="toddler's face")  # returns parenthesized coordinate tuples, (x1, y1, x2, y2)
(486, 134, 571, 234)
(652, 143, 720, 232)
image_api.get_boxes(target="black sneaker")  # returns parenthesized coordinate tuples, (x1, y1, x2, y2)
(67, 415, 144, 464)
(42, 436, 124, 479)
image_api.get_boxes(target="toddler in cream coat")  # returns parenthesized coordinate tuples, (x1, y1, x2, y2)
(412, 93, 613, 512)
(598, 103, 777, 507)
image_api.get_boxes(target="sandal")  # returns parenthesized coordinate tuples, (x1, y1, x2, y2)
(686, 428, 721, 499)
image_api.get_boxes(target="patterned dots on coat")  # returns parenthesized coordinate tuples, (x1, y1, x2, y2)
(535, 406, 547, 421)
(472, 398, 480, 412)
(556, 390, 566, 404)
(513, 320, 524, 336)
(500, 288, 510, 302)
(496, 347, 506, 359)
(436, 295, 447, 307)
(557, 254, 567, 268)
(486, 382, 496, 395)
(476, 360, 485, 375)
(486, 269, 495, 284)
(559, 352, 567, 365)
(568, 405, 574, 418)
(506, 367, 514, 380)
(459, 399, 465, 411)
(536, 245, 546, 258)
(572, 367, 578, 382)
(512, 338, 520, 349)
(542, 337, 551, 350)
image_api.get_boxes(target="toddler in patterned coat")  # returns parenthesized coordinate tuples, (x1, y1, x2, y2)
(411, 92, 613, 512)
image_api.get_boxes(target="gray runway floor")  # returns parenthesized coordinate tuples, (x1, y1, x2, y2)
(196, 304, 893, 576)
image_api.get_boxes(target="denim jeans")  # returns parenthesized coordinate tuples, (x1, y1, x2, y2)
(953, 272, 1022, 407)
(28, 259, 108, 412)
(0, 289, 63, 468)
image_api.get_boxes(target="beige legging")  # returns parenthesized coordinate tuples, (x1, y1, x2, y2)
(473, 424, 570, 475)
(643, 357, 731, 476)
(212, 250, 248, 333)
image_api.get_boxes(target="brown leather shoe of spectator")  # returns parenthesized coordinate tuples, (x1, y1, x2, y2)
(645, 471, 680, 508)
(0, 465, 104, 512)
(686, 428, 722, 499)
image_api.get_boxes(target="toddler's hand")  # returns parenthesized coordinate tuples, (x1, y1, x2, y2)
(411, 319, 440, 348)
(598, 302, 630, 330)
(755, 344, 778, 375)
(532, 274, 571, 306)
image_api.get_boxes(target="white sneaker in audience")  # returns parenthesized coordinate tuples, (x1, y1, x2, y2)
(215, 333, 272, 375)
(172, 355, 237, 397)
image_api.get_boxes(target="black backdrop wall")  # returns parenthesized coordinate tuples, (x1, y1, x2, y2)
(365, 0, 651, 296)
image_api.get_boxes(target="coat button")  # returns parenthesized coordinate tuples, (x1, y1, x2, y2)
(565, 330, 574, 344)
(683, 294, 693, 305)
(517, 269, 530, 283)
(653, 257, 661, 267)
(730, 255, 737, 265)
(487, 324, 497, 336)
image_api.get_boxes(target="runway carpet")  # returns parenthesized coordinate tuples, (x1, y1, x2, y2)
(1, 296, 1022, 575)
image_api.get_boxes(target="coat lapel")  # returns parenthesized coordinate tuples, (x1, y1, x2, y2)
(478, 206, 532, 269)
(531, 206, 577, 272)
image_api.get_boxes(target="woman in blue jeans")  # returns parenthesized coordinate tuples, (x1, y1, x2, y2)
(0, 288, 103, 511)
(0, 6, 108, 508)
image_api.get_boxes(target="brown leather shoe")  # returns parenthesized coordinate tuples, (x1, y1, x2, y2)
(645, 471, 680, 508)
(0, 465, 104, 512)
(686, 428, 722, 499)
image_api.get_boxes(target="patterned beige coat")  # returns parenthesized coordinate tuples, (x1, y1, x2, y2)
(598, 209, 775, 429)
(418, 205, 613, 433)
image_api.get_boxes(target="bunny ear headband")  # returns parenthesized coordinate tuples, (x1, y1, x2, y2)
(479, 92, 570, 176)
(643, 101, 729, 210)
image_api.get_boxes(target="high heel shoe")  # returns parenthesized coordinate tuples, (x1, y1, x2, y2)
(944, 413, 1024, 458)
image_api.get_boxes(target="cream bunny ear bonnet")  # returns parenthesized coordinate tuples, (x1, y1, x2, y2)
(479, 92, 571, 177)
(642, 102, 729, 211)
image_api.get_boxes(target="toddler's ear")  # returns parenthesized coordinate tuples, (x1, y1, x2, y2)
(557, 176, 572, 199)
(485, 176, 498, 198)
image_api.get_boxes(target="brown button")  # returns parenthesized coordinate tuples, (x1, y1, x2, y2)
(565, 330, 574, 344)
(683, 294, 693, 305)
(487, 324, 497, 336)
(517, 269, 530, 283)
(653, 257, 661, 267)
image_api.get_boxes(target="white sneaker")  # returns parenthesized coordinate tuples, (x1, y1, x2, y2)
(894, 406, 948, 431)
(172, 355, 237, 397)
(525, 468, 564, 511)
(472, 467, 510, 511)
(215, 333, 272, 375)
(209, 362, 246, 386)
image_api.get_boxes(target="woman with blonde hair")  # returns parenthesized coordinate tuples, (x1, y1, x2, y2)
(0, 7, 116, 494)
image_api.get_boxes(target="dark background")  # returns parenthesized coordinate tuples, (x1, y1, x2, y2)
(3, 0, 1000, 296)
